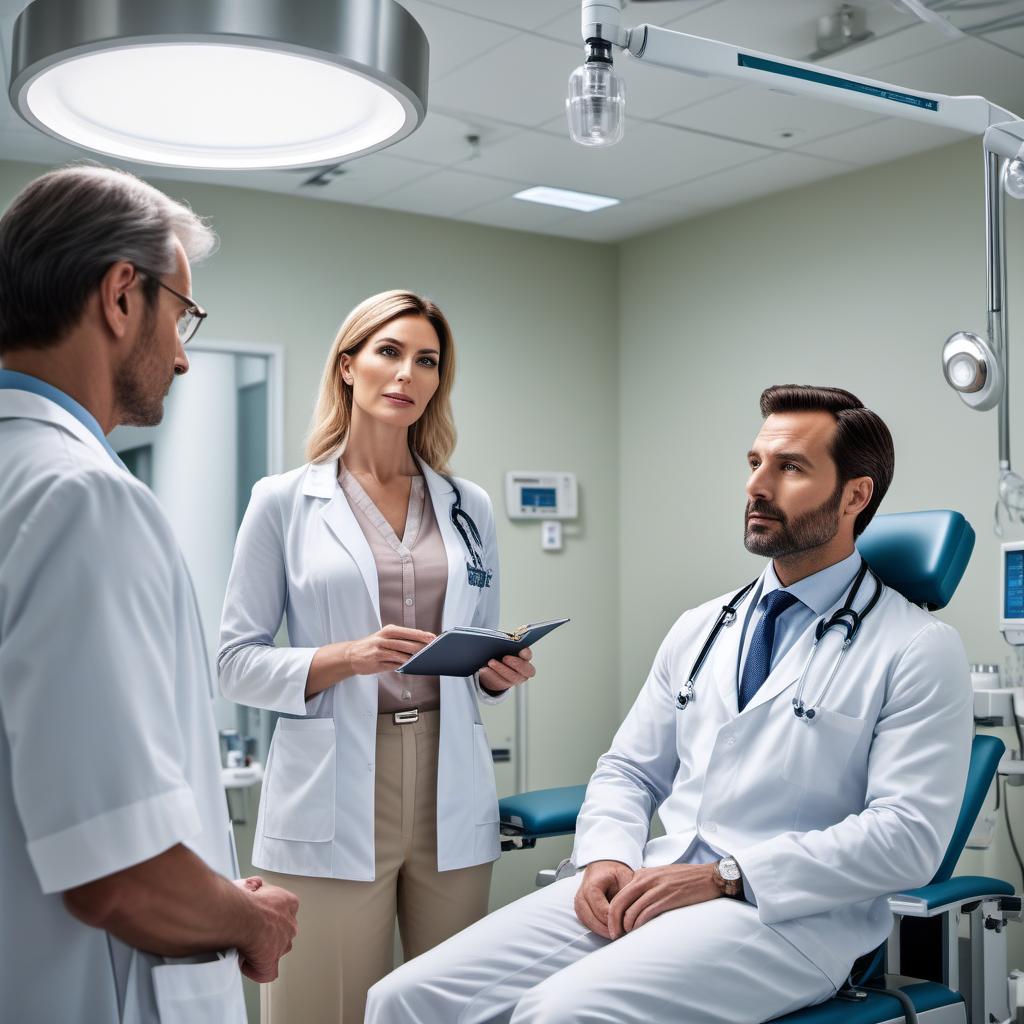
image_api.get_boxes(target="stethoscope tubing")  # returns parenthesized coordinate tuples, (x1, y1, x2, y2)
(676, 561, 883, 723)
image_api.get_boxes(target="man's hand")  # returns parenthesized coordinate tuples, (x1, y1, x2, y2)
(606, 863, 719, 939)
(237, 883, 300, 983)
(479, 646, 536, 693)
(574, 860, 634, 939)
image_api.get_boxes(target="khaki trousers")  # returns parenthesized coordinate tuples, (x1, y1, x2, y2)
(261, 711, 494, 1024)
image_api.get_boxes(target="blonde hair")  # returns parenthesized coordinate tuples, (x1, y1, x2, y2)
(306, 290, 457, 472)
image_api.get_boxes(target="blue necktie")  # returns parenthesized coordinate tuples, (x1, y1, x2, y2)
(738, 590, 799, 712)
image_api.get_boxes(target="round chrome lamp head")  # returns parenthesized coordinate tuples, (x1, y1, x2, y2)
(9, 0, 428, 170)
(942, 330, 1004, 411)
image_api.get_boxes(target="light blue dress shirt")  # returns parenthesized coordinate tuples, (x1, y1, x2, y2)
(0, 368, 124, 467)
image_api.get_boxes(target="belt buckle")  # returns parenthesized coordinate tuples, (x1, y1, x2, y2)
(393, 709, 419, 725)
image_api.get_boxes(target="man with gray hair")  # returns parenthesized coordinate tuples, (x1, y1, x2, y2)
(0, 166, 299, 1022)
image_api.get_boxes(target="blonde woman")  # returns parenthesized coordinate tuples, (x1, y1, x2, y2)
(218, 290, 535, 1022)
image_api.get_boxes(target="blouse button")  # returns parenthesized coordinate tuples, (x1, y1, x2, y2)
(405, 597, 414, 607)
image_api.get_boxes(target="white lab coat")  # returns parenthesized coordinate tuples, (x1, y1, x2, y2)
(218, 455, 508, 881)
(572, 570, 973, 988)
(0, 391, 245, 1023)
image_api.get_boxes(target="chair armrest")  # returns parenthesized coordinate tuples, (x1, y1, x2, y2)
(887, 875, 1015, 918)
(499, 785, 587, 848)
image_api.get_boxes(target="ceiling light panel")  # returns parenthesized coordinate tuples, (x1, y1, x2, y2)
(513, 186, 619, 212)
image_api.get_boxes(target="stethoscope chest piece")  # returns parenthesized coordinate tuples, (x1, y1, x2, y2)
(676, 680, 695, 710)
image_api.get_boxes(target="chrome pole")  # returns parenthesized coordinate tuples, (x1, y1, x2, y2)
(515, 681, 528, 793)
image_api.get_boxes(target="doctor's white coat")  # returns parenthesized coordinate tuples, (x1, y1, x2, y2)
(0, 390, 244, 1023)
(571, 571, 973, 988)
(218, 457, 508, 881)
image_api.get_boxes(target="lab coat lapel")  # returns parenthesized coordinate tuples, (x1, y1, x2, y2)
(708, 585, 757, 717)
(419, 461, 472, 632)
(305, 459, 382, 624)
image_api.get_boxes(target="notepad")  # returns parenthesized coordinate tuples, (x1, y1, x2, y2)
(396, 618, 569, 678)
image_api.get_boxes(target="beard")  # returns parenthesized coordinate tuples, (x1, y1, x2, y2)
(744, 484, 844, 559)
(114, 309, 175, 428)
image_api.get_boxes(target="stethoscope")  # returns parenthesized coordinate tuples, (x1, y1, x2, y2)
(444, 476, 492, 589)
(676, 561, 883, 723)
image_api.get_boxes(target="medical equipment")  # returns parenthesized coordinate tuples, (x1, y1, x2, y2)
(505, 470, 578, 552)
(504, 471, 578, 520)
(675, 561, 883, 720)
(1002, 542, 1024, 645)
(445, 475, 492, 589)
(565, 0, 1024, 533)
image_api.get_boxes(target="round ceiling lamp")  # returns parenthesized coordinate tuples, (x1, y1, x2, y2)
(8, 0, 429, 170)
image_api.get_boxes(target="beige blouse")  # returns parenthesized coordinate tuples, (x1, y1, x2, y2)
(339, 464, 447, 713)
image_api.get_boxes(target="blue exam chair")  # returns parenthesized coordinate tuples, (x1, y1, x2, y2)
(499, 511, 1021, 1024)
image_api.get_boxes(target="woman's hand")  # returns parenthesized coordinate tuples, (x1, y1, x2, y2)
(479, 646, 535, 694)
(345, 625, 436, 676)
(306, 626, 436, 698)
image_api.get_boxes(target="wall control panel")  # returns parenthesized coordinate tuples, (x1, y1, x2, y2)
(505, 471, 577, 520)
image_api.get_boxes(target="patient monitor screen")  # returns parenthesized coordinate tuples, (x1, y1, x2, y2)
(1005, 548, 1024, 620)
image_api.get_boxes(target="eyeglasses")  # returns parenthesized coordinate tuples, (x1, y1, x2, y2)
(135, 266, 207, 344)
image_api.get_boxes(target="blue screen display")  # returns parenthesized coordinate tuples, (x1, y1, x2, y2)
(1006, 549, 1024, 619)
(522, 487, 557, 509)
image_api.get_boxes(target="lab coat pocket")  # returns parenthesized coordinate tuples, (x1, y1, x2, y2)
(264, 718, 336, 842)
(473, 723, 499, 824)
(781, 708, 864, 794)
(152, 950, 246, 1024)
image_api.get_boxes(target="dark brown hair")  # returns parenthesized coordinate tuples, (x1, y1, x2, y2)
(759, 385, 894, 537)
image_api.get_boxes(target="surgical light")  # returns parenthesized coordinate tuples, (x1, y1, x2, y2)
(566, 41, 625, 148)
(1006, 158, 1024, 201)
(8, 0, 429, 170)
(941, 332, 1003, 411)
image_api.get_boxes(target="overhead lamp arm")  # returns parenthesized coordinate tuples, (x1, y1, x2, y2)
(572, 0, 1024, 533)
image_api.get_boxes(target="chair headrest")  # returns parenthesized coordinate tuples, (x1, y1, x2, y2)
(856, 510, 975, 610)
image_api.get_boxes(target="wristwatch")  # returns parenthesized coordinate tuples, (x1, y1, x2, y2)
(713, 856, 743, 899)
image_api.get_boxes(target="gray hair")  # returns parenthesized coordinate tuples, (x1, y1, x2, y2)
(0, 164, 217, 353)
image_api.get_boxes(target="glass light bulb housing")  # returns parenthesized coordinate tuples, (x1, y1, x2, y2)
(9, 0, 428, 170)
(1006, 157, 1024, 201)
(567, 61, 625, 147)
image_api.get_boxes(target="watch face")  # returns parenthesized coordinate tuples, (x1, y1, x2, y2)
(719, 858, 741, 881)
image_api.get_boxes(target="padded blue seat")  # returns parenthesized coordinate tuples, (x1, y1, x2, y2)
(772, 981, 961, 1023)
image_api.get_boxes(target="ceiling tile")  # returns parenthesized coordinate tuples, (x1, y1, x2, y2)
(666, 0, 851, 58)
(418, 0, 577, 32)
(873, 36, 1024, 115)
(984, 26, 1024, 60)
(648, 149, 855, 210)
(545, 197, 686, 242)
(662, 83, 880, 149)
(386, 111, 516, 167)
(797, 116, 969, 165)
(819, 24, 955, 76)
(457, 195, 573, 234)
(481, 121, 763, 199)
(399, 0, 516, 80)
(429, 34, 581, 128)
(284, 155, 435, 204)
(368, 166, 521, 217)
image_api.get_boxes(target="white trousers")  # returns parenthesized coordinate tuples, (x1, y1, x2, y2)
(365, 874, 837, 1024)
